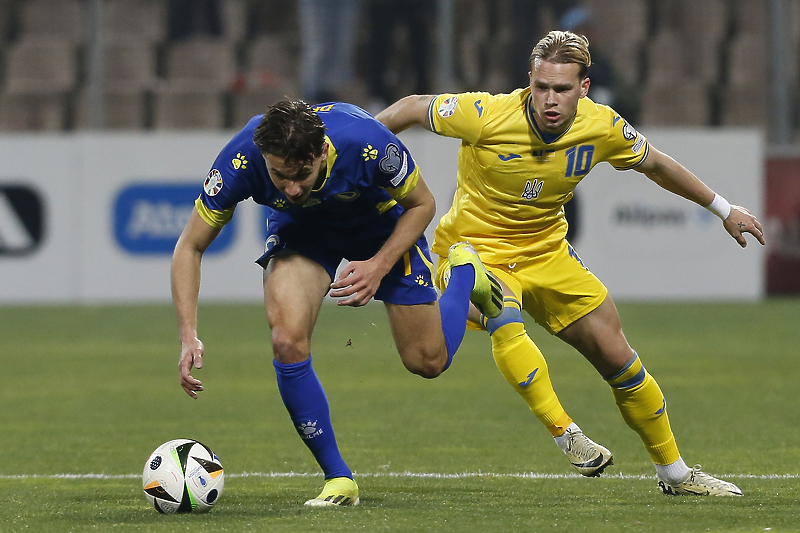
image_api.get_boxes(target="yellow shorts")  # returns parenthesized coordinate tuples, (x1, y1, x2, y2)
(435, 240, 608, 335)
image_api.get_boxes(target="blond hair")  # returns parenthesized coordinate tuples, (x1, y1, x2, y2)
(530, 30, 592, 79)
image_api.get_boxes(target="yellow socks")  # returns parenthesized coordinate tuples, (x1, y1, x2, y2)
(605, 353, 680, 465)
(485, 302, 569, 434)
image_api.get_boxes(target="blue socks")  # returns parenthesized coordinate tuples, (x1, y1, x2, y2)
(437, 264, 475, 370)
(273, 357, 352, 480)
(273, 265, 476, 478)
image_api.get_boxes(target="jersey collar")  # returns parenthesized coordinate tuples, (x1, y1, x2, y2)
(312, 136, 336, 193)
(524, 93, 575, 145)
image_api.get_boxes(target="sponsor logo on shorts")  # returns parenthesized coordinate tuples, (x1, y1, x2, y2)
(264, 234, 280, 253)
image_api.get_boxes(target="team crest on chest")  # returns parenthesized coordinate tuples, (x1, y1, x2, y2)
(521, 179, 544, 200)
(335, 191, 360, 201)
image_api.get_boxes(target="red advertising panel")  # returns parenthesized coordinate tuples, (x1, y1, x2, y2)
(766, 157, 800, 294)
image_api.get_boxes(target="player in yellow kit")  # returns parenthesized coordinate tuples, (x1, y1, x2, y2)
(377, 30, 765, 496)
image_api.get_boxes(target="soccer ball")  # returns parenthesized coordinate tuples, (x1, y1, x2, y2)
(142, 439, 224, 513)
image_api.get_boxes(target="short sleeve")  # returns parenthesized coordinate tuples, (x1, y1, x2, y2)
(605, 115, 649, 170)
(427, 92, 492, 145)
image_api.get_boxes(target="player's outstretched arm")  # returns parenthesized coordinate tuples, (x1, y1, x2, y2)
(171, 208, 222, 398)
(375, 95, 435, 134)
(636, 146, 765, 247)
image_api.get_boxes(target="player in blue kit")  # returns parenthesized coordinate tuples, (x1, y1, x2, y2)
(171, 100, 502, 507)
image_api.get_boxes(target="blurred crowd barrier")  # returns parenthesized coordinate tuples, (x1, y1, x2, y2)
(0, 128, 769, 303)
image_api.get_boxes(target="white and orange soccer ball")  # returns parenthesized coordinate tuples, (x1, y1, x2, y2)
(142, 439, 224, 513)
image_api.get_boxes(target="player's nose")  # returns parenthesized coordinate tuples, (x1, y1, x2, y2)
(285, 182, 303, 198)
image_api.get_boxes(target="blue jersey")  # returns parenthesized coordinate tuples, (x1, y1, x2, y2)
(194, 102, 436, 305)
(196, 102, 421, 237)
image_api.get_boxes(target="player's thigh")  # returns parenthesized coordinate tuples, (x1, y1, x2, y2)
(556, 295, 633, 376)
(262, 252, 331, 353)
(384, 301, 446, 358)
(517, 241, 608, 335)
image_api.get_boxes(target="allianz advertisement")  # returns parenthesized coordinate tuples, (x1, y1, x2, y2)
(113, 183, 235, 255)
(0, 130, 764, 303)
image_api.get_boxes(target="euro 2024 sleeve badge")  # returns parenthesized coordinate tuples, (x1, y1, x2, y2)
(204, 169, 224, 196)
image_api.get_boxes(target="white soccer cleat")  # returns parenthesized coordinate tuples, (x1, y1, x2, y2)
(560, 426, 614, 477)
(658, 465, 743, 496)
(304, 476, 360, 507)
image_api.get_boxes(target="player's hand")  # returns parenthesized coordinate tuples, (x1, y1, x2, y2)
(723, 205, 765, 248)
(329, 259, 385, 307)
(179, 338, 204, 399)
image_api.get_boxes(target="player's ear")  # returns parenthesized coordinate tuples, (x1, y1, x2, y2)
(580, 77, 591, 98)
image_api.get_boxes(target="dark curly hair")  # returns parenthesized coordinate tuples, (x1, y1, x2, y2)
(253, 100, 326, 166)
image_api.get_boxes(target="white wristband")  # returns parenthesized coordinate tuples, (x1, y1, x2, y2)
(706, 193, 731, 220)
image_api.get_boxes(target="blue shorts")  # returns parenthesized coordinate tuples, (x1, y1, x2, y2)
(256, 211, 437, 306)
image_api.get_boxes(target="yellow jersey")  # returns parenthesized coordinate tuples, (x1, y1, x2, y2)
(427, 88, 649, 265)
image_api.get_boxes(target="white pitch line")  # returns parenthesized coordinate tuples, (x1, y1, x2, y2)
(1, 472, 798, 480)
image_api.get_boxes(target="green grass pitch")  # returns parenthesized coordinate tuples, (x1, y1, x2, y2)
(1, 300, 799, 532)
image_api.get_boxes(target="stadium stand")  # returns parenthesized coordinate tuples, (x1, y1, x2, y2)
(0, 38, 77, 131)
(233, 35, 299, 125)
(0, 0, 795, 136)
(102, 0, 167, 44)
(722, 31, 768, 127)
(19, 0, 84, 43)
(152, 37, 236, 129)
(74, 41, 157, 129)
(582, 0, 648, 87)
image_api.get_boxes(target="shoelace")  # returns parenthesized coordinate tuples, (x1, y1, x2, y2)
(566, 431, 597, 461)
(685, 465, 731, 489)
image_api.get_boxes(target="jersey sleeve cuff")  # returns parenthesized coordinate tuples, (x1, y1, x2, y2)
(195, 196, 234, 228)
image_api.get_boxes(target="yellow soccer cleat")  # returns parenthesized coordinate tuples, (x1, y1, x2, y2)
(304, 477, 360, 507)
(448, 242, 504, 319)
(658, 465, 743, 496)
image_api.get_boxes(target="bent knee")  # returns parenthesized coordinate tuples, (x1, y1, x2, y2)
(400, 349, 447, 379)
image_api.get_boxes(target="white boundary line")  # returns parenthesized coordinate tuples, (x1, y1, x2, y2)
(1, 472, 798, 480)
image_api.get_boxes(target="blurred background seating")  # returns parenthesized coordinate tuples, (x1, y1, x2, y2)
(0, 0, 795, 142)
